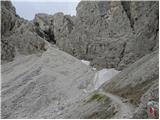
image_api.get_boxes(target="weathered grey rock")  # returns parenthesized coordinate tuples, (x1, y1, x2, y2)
(36, 1, 158, 70)
(1, 1, 24, 36)
(54, 91, 115, 119)
(1, 1, 47, 63)
(1, 1, 22, 62)
(1, 1, 159, 119)
(101, 50, 158, 118)
(118, 1, 159, 69)
(33, 12, 74, 46)
(1, 47, 95, 118)
(74, 1, 158, 70)
(133, 82, 158, 119)
(1, 1, 16, 35)
(1, 36, 16, 62)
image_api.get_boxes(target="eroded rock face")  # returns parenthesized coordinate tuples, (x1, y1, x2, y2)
(1, 1, 21, 62)
(34, 1, 158, 70)
(118, 1, 159, 70)
(4, 1, 157, 69)
(102, 50, 158, 97)
(33, 12, 75, 46)
(1, 1, 47, 63)
(1, 1, 16, 35)
(72, 1, 158, 70)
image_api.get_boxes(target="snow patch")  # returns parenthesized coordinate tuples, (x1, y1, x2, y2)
(94, 68, 120, 89)
(80, 59, 120, 90)
(81, 60, 90, 66)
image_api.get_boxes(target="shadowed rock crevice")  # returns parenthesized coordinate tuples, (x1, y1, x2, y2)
(121, 1, 134, 30)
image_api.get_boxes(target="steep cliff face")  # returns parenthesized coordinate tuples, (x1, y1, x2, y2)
(35, 1, 158, 70)
(119, 1, 159, 69)
(5, 1, 157, 68)
(1, 1, 17, 36)
(1, 1, 22, 62)
(33, 12, 75, 50)
(1, 1, 47, 63)
(75, 1, 158, 70)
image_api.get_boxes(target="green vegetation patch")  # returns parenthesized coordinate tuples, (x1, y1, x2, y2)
(84, 92, 108, 104)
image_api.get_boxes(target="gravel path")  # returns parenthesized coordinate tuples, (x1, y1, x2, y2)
(99, 91, 135, 119)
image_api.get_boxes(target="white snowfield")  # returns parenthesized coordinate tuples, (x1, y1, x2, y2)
(94, 68, 120, 89)
(81, 59, 120, 90)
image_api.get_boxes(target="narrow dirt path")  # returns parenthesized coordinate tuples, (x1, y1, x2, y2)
(99, 91, 135, 119)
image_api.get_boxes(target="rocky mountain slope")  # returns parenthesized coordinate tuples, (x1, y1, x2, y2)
(2, 46, 96, 118)
(102, 50, 159, 118)
(54, 50, 158, 119)
(1, 1, 47, 63)
(33, 1, 158, 70)
(1, 0, 159, 119)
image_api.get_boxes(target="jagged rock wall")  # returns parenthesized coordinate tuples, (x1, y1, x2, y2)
(6, 1, 158, 69)
(33, 12, 75, 48)
(1, 1, 17, 35)
(34, 1, 158, 70)
(1, 1, 21, 62)
(71, 1, 159, 70)
(118, 1, 159, 69)
(1, 1, 47, 63)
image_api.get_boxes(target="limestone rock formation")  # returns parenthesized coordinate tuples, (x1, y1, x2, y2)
(1, 1, 47, 63)
(75, 1, 159, 70)
(1, 1, 17, 35)
(33, 12, 75, 47)
(35, 1, 158, 70)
